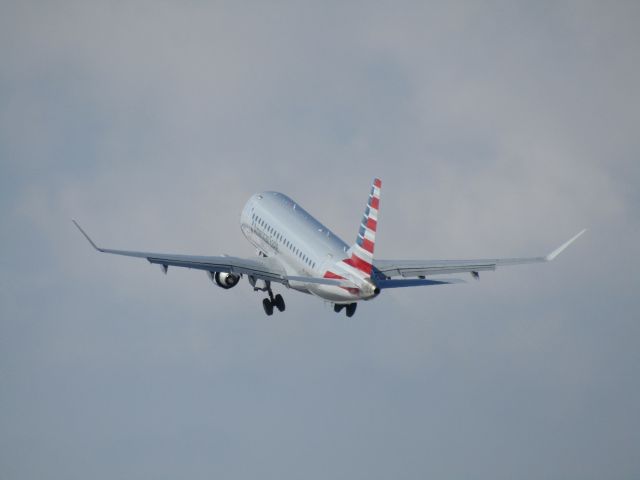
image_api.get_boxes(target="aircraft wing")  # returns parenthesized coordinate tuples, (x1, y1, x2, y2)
(73, 220, 353, 288)
(374, 230, 586, 279)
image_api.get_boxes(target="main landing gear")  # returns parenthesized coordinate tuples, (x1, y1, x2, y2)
(334, 303, 357, 317)
(249, 276, 285, 316)
(262, 292, 285, 316)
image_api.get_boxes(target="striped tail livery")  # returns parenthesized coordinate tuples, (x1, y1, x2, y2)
(343, 178, 381, 276)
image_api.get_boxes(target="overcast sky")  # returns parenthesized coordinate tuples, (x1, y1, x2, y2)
(1, 1, 639, 479)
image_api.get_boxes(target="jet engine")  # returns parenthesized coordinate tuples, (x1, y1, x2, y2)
(208, 271, 241, 289)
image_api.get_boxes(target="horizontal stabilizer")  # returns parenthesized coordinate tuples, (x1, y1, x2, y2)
(376, 278, 465, 289)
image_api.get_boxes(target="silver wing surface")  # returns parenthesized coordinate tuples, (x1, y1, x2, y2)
(73, 220, 351, 288)
(374, 230, 586, 279)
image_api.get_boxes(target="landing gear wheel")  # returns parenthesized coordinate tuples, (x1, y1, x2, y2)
(334, 304, 344, 313)
(262, 298, 274, 316)
(274, 294, 286, 312)
(345, 303, 357, 318)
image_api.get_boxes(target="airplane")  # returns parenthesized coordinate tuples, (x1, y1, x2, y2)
(73, 178, 586, 317)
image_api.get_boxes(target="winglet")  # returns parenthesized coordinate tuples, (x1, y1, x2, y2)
(72, 220, 104, 252)
(545, 229, 586, 261)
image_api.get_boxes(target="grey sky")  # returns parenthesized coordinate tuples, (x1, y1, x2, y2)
(1, 1, 639, 479)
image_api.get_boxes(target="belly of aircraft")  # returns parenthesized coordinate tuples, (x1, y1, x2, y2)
(308, 284, 363, 303)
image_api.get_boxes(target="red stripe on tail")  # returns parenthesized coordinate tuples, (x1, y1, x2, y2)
(360, 238, 374, 253)
(366, 217, 377, 231)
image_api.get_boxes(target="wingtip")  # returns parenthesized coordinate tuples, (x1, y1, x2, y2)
(546, 228, 587, 261)
(72, 219, 102, 252)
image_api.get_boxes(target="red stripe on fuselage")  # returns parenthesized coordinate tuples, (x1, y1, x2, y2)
(343, 254, 372, 274)
(324, 271, 346, 280)
(324, 271, 359, 294)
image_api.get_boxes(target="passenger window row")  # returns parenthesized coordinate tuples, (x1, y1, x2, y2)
(252, 213, 316, 269)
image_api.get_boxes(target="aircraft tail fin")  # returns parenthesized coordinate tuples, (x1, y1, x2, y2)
(343, 178, 381, 276)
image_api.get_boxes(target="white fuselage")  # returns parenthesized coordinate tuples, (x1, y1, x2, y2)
(240, 192, 378, 303)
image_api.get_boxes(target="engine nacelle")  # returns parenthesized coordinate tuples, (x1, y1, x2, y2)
(209, 271, 241, 289)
